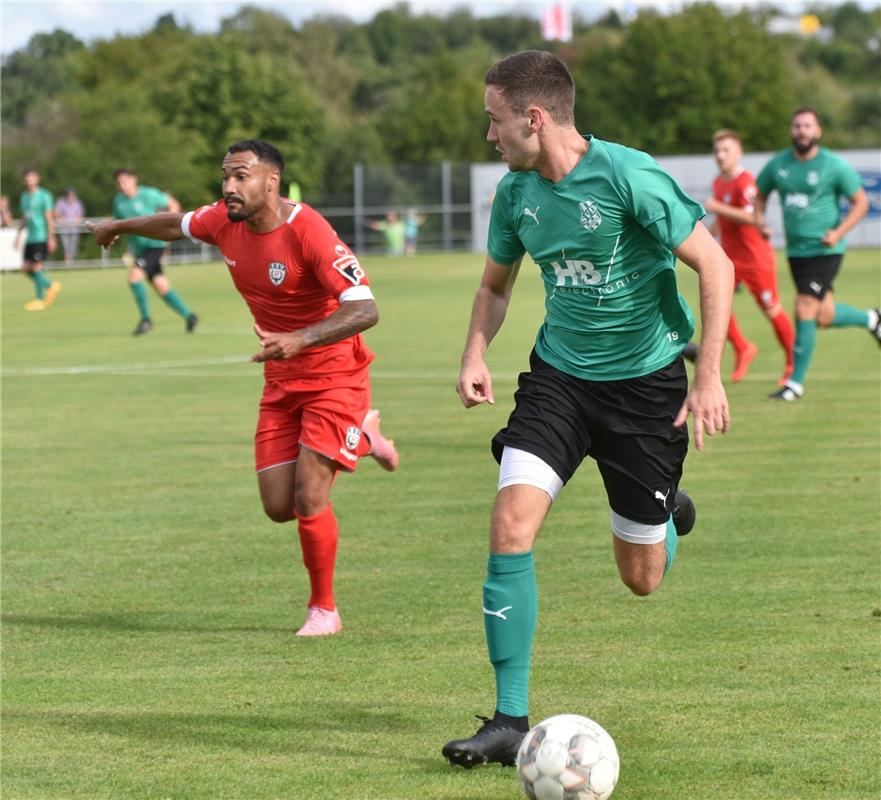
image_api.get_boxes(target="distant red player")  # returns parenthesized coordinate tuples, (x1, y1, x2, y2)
(88, 139, 399, 637)
(704, 129, 795, 383)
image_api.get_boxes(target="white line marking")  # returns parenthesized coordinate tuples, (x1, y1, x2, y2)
(2, 360, 878, 384)
(1, 356, 249, 376)
(1, 359, 466, 379)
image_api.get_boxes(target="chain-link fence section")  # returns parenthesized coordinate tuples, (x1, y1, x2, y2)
(3, 152, 878, 271)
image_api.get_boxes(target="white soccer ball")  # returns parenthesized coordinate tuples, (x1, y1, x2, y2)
(516, 714, 619, 800)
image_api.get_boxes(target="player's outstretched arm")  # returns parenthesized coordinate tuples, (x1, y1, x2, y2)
(673, 221, 733, 450)
(251, 299, 378, 362)
(457, 256, 522, 408)
(86, 213, 186, 249)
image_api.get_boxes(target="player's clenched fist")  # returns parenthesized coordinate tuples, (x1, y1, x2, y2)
(86, 220, 120, 248)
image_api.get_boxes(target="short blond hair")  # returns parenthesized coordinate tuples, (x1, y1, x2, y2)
(712, 128, 741, 145)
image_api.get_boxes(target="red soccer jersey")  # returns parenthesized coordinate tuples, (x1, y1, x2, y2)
(712, 170, 774, 271)
(183, 201, 374, 382)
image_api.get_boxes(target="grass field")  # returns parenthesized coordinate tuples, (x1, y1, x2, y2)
(2, 250, 879, 800)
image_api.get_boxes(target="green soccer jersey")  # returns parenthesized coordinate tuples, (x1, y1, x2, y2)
(113, 186, 172, 254)
(755, 147, 863, 257)
(487, 136, 702, 381)
(377, 220, 406, 253)
(20, 187, 54, 244)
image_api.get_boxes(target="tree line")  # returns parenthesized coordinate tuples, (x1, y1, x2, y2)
(2, 1, 879, 218)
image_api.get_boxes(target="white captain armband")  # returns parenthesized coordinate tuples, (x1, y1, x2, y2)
(340, 285, 374, 302)
(181, 211, 201, 244)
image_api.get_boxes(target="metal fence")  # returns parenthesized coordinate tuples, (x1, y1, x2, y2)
(319, 161, 474, 255)
(0, 224, 221, 272)
(1, 161, 476, 271)
(3, 152, 878, 272)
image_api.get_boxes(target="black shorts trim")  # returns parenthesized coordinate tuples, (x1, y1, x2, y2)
(788, 254, 842, 300)
(135, 248, 165, 280)
(491, 350, 689, 525)
(23, 242, 47, 263)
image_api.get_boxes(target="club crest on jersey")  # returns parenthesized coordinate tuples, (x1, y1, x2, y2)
(332, 245, 365, 285)
(268, 261, 286, 286)
(345, 426, 362, 451)
(579, 199, 602, 231)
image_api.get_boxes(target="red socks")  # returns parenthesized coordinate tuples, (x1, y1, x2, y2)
(727, 313, 749, 353)
(769, 309, 795, 368)
(296, 504, 339, 611)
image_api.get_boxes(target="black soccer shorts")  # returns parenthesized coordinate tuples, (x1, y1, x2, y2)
(788, 254, 843, 300)
(491, 349, 689, 526)
(23, 242, 47, 263)
(135, 248, 166, 281)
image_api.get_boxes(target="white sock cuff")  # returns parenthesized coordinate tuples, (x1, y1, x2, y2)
(498, 447, 564, 502)
(610, 510, 667, 544)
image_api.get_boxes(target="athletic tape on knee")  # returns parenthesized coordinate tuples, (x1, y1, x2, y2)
(610, 510, 667, 545)
(498, 447, 563, 501)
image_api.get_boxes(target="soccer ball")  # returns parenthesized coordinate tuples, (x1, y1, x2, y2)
(516, 714, 619, 800)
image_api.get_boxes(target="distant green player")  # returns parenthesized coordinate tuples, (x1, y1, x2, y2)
(15, 168, 61, 311)
(755, 108, 876, 401)
(113, 168, 198, 335)
(367, 212, 406, 256)
(442, 51, 733, 769)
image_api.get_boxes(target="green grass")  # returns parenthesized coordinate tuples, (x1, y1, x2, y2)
(2, 250, 879, 799)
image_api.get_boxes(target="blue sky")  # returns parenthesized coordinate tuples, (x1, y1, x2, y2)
(1, 0, 875, 56)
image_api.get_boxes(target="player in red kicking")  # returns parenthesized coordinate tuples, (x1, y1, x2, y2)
(704, 129, 794, 384)
(88, 140, 398, 637)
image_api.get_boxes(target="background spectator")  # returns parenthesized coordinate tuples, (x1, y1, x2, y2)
(55, 187, 85, 264)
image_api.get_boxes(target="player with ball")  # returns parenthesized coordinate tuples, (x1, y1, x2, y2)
(443, 50, 733, 773)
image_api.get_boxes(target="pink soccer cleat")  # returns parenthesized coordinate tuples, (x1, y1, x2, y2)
(731, 341, 758, 383)
(362, 408, 399, 472)
(296, 606, 342, 637)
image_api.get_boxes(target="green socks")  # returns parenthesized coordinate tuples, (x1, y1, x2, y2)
(484, 551, 537, 718)
(25, 271, 39, 298)
(830, 303, 869, 328)
(36, 270, 52, 298)
(664, 516, 678, 573)
(790, 319, 817, 386)
(788, 306, 869, 389)
(161, 289, 192, 320)
(129, 281, 150, 320)
(30, 270, 51, 300)
(130, 283, 192, 322)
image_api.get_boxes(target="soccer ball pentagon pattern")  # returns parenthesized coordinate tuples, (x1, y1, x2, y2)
(516, 714, 619, 800)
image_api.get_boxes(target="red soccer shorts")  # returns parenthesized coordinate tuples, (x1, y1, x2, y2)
(254, 369, 371, 473)
(734, 259, 781, 313)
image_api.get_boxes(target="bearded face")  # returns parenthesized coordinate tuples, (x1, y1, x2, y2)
(790, 113, 821, 155)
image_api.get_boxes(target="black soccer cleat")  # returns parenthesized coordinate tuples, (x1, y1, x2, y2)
(186, 313, 199, 333)
(442, 714, 528, 768)
(768, 384, 802, 402)
(672, 489, 696, 536)
(133, 318, 153, 336)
